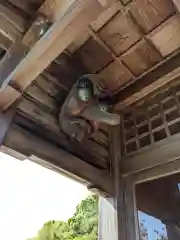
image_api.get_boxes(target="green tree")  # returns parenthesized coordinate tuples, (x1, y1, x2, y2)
(29, 195, 167, 240)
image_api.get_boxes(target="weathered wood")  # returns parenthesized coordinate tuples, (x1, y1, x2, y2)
(100, 126, 139, 240)
(74, 37, 113, 73)
(130, 0, 175, 33)
(0, 15, 22, 41)
(167, 226, 180, 239)
(68, 30, 90, 54)
(121, 39, 162, 76)
(47, 53, 82, 91)
(24, 84, 58, 113)
(172, 0, 180, 12)
(0, 106, 16, 145)
(35, 75, 67, 102)
(0, 33, 12, 50)
(99, 12, 141, 56)
(4, 124, 113, 195)
(42, 72, 68, 92)
(114, 52, 180, 110)
(90, 130, 108, 147)
(0, 145, 26, 160)
(98, 197, 118, 240)
(99, 60, 132, 91)
(0, 3, 26, 32)
(17, 97, 109, 168)
(148, 15, 180, 57)
(0, 0, 106, 109)
(121, 133, 180, 175)
(132, 158, 180, 184)
(17, 98, 60, 131)
(8, 0, 43, 16)
(0, 86, 20, 110)
(90, 1, 122, 32)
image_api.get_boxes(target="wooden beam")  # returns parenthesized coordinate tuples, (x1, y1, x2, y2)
(0, 0, 106, 110)
(114, 51, 180, 111)
(121, 134, 180, 176)
(167, 226, 180, 240)
(0, 106, 16, 145)
(132, 158, 180, 184)
(0, 33, 12, 50)
(98, 126, 139, 240)
(172, 0, 180, 12)
(0, 3, 26, 32)
(4, 124, 113, 195)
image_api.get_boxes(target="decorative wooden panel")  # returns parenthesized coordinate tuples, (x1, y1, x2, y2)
(121, 79, 180, 157)
(90, 1, 122, 32)
(99, 12, 141, 56)
(121, 39, 162, 76)
(149, 15, 180, 56)
(130, 0, 175, 33)
(68, 30, 90, 54)
(73, 38, 113, 73)
(99, 60, 132, 92)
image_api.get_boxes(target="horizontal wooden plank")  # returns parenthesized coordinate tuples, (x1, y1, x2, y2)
(0, 33, 12, 50)
(68, 30, 90, 54)
(4, 124, 113, 195)
(17, 98, 60, 132)
(121, 133, 180, 175)
(0, 15, 22, 41)
(0, 86, 20, 110)
(0, 2, 26, 32)
(24, 84, 58, 112)
(148, 15, 180, 57)
(133, 158, 180, 184)
(91, 130, 109, 146)
(172, 0, 180, 12)
(8, 0, 43, 16)
(14, 112, 109, 170)
(35, 75, 67, 102)
(17, 97, 108, 166)
(114, 51, 180, 111)
(130, 0, 175, 33)
(0, 106, 16, 145)
(90, 1, 122, 31)
(0, 0, 105, 109)
(99, 11, 141, 56)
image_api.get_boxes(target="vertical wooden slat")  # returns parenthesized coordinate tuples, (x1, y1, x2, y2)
(99, 125, 139, 240)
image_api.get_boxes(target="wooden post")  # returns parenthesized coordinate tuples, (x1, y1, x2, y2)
(167, 225, 180, 240)
(98, 126, 139, 240)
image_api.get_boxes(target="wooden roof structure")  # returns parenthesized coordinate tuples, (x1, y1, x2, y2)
(1, 1, 180, 239)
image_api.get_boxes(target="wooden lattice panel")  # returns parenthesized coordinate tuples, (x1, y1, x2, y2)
(68, 0, 179, 94)
(121, 80, 180, 157)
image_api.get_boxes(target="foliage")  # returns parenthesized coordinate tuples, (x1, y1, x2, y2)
(29, 195, 167, 240)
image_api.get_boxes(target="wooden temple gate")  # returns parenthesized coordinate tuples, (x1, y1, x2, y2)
(0, 0, 180, 239)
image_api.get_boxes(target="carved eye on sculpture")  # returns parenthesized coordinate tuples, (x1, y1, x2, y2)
(99, 104, 108, 112)
(77, 76, 94, 102)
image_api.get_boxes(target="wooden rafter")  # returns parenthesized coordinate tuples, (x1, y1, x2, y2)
(0, 0, 115, 110)
(4, 124, 114, 195)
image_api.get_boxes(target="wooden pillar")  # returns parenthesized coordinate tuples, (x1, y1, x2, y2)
(98, 126, 139, 240)
(167, 225, 180, 240)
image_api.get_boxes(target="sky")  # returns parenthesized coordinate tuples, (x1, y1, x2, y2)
(0, 153, 89, 240)
(139, 212, 167, 239)
(0, 153, 170, 240)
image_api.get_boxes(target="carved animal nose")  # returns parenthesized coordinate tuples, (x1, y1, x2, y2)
(81, 105, 120, 126)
